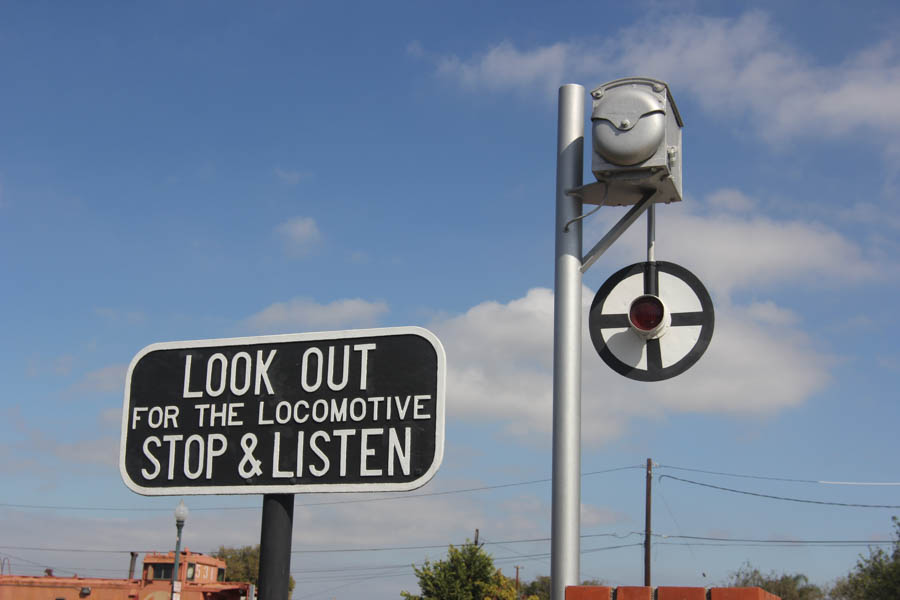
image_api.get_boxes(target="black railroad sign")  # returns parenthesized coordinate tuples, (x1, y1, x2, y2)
(589, 261, 714, 382)
(119, 327, 445, 495)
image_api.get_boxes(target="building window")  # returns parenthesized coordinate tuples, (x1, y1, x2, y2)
(217, 567, 226, 582)
(186, 563, 196, 581)
(151, 564, 173, 580)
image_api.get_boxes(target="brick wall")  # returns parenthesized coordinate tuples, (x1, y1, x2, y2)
(565, 585, 781, 600)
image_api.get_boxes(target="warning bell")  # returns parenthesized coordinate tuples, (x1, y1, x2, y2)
(590, 77, 684, 205)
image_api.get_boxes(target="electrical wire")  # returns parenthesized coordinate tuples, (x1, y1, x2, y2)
(289, 543, 640, 600)
(0, 465, 643, 513)
(2, 465, 893, 513)
(653, 534, 895, 546)
(656, 481, 702, 577)
(293, 568, 412, 600)
(289, 546, 642, 600)
(0, 551, 74, 577)
(656, 541, 893, 549)
(658, 464, 900, 486)
(3, 531, 889, 559)
(0, 545, 151, 554)
(289, 532, 639, 557)
(659, 475, 900, 509)
(0, 532, 639, 557)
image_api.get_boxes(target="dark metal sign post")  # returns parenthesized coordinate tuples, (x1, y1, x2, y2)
(259, 494, 294, 600)
(120, 326, 446, 599)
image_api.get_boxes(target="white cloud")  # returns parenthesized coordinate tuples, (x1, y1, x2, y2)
(50, 435, 119, 467)
(348, 250, 370, 264)
(706, 188, 755, 213)
(94, 307, 146, 323)
(437, 41, 572, 94)
(649, 302, 828, 415)
(428, 189, 876, 444)
(26, 354, 75, 378)
(430, 286, 829, 445)
(589, 196, 881, 299)
(581, 503, 629, 527)
(291, 494, 487, 547)
(100, 407, 122, 427)
(2, 405, 137, 477)
(72, 364, 127, 394)
(406, 40, 425, 59)
(744, 301, 797, 326)
(839, 201, 900, 230)
(432, 288, 555, 436)
(660, 212, 878, 296)
(244, 297, 389, 333)
(430, 12, 900, 146)
(877, 354, 900, 372)
(275, 216, 322, 257)
(610, 14, 900, 143)
(274, 167, 311, 185)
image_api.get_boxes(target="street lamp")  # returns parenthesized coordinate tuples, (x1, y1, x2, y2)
(171, 499, 188, 600)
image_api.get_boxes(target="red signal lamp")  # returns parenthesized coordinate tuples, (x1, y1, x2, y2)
(628, 295, 670, 339)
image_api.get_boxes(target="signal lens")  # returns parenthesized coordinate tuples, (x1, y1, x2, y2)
(629, 295, 664, 331)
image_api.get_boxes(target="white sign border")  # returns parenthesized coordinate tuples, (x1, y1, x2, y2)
(119, 326, 446, 496)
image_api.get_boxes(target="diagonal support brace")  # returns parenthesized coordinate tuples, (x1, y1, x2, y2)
(578, 189, 658, 274)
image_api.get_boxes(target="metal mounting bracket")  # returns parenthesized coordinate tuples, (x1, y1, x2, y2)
(578, 189, 659, 274)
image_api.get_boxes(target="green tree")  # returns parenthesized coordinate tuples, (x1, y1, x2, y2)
(830, 516, 900, 600)
(521, 575, 605, 600)
(213, 544, 295, 596)
(401, 542, 538, 600)
(481, 569, 520, 600)
(727, 563, 824, 600)
(521, 575, 551, 600)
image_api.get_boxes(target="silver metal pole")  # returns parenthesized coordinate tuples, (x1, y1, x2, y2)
(551, 83, 584, 600)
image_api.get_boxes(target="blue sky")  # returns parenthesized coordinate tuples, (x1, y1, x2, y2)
(3, 1, 900, 598)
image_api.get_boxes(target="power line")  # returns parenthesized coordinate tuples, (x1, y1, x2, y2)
(819, 481, 900, 486)
(0, 532, 639, 557)
(293, 568, 412, 599)
(289, 537, 893, 582)
(6, 531, 893, 558)
(0, 546, 150, 554)
(583, 543, 644, 554)
(659, 475, 900, 509)
(658, 464, 900, 486)
(0, 551, 75, 577)
(3, 464, 894, 513)
(657, 541, 893, 549)
(297, 532, 641, 557)
(653, 534, 896, 546)
(0, 465, 643, 513)
(289, 542, 645, 600)
(292, 562, 413, 574)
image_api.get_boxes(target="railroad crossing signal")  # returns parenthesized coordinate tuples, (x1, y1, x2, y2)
(588, 261, 714, 382)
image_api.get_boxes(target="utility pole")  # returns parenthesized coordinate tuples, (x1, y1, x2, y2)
(515, 565, 522, 599)
(474, 528, 480, 546)
(644, 458, 652, 587)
